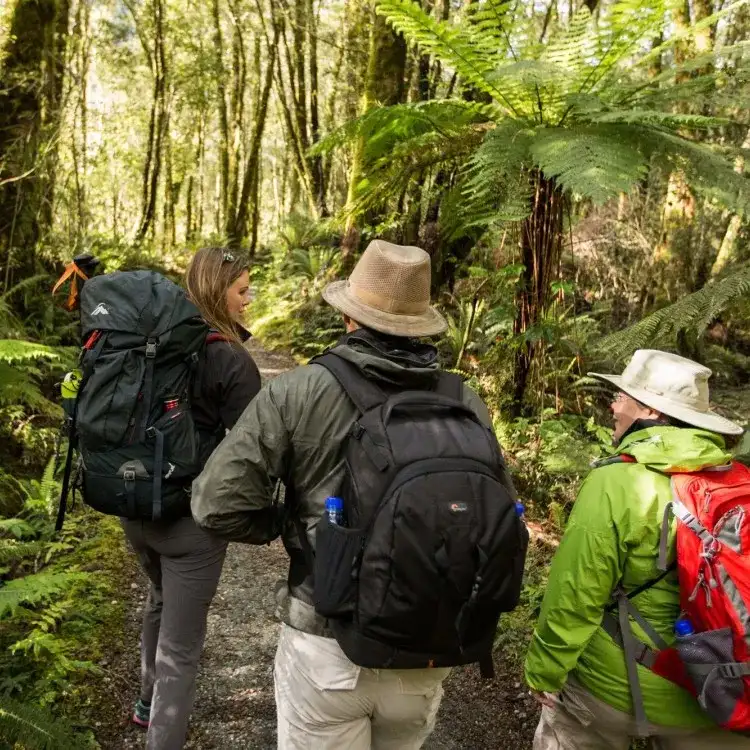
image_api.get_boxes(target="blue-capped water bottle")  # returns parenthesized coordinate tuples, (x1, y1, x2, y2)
(515, 502, 525, 517)
(675, 617, 695, 639)
(325, 496, 345, 526)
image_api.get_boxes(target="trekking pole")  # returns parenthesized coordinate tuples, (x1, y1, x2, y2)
(52, 254, 101, 532)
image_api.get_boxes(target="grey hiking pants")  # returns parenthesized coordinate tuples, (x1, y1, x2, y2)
(121, 516, 227, 750)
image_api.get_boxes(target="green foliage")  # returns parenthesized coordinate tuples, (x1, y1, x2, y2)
(498, 412, 610, 518)
(599, 264, 750, 359)
(326, 0, 750, 239)
(0, 572, 88, 619)
(0, 696, 86, 750)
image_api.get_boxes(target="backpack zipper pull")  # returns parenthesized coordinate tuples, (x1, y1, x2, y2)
(703, 489, 712, 514)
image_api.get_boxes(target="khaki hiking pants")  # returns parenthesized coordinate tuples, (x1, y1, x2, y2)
(274, 624, 448, 749)
(534, 678, 750, 750)
(122, 516, 227, 750)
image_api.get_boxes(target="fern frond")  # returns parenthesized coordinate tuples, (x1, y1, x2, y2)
(375, 0, 517, 114)
(0, 540, 46, 565)
(588, 109, 730, 130)
(0, 518, 37, 539)
(529, 125, 648, 203)
(598, 265, 750, 357)
(0, 339, 61, 364)
(0, 696, 82, 750)
(0, 275, 53, 301)
(0, 572, 87, 619)
(310, 99, 497, 158)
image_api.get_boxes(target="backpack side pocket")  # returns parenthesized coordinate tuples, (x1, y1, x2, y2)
(313, 516, 365, 619)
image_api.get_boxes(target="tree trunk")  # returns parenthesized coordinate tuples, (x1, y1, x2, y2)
(711, 128, 750, 277)
(0, 0, 70, 290)
(343, 4, 407, 253)
(510, 172, 566, 417)
(308, 0, 327, 216)
(213, 0, 230, 227)
(225, 2, 247, 235)
(135, 0, 167, 243)
(227, 21, 280, 248)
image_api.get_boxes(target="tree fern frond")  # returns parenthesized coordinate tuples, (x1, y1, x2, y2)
(310, 99, 497, 158)
(347, 127, 487, 217)
(589, 109, 730, 129)
(529, 126, 648, 203)
(0, 697, 82, 750)
(375, 0, 517, 115)
(542, 8, 597, 86)
(598, 265, 750, 357)
(638, 127, 749, 211)
(574, 0, 673, 96)
(464, 0, 517, 57)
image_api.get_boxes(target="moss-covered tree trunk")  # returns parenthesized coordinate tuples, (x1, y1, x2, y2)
(343, 3, 407, 256)
(0, 0, 70, 290)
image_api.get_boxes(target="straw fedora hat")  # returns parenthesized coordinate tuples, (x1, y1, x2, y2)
(589, 349, 743, 436)
(322, 239, 447, 337)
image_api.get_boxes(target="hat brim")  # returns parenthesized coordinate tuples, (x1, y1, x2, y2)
(588, 372, 744, 436)
(322, 280, 447, 337)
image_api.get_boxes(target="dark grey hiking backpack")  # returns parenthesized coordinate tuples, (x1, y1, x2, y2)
(57, 271, 211, 527)
(309, 352, 528, 676)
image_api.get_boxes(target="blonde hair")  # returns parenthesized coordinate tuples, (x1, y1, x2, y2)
(185, 247, 247, 345)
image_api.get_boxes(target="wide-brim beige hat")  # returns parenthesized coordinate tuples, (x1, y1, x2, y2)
(322, 239, 447, 337)
(590, 349, 743, 436)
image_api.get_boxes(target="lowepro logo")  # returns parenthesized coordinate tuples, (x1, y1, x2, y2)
(91, 303, 110, 316)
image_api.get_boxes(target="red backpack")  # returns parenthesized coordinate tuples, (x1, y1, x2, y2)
(602, 457, 750, 735)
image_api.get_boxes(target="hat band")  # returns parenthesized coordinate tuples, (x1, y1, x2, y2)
(349, 282, 428, 316)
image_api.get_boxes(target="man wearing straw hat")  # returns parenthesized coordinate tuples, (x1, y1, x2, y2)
(524, 349, 747, 748)
(193, 240, 512, 748)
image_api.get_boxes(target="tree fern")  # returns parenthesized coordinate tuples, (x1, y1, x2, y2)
(339, 0, 750, 237)
(598, 265, 750, 358)
(0, 696, 82, 750)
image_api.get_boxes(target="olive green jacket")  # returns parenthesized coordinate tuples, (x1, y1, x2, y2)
(524, 425, 732, 728)
(191, 332, 499, 636)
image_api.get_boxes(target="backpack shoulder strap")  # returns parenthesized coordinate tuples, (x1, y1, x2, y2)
(434, 370, 463, 400)
(312, 352, 387, 414)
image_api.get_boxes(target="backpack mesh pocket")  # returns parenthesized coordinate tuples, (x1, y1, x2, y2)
(313, 516, 364, 619)
(675, 627, 744, 724)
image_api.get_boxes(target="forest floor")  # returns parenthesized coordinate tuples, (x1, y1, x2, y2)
(93, 337, 540, 750)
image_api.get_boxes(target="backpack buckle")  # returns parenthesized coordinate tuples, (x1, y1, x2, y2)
(123, 469, 136, 483)
(145, 339, 157, 358)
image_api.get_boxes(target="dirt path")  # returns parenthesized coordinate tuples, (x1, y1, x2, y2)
(102, 338, 539, 750)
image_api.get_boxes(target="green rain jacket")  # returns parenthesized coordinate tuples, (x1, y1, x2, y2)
(524, 425, 732, 728)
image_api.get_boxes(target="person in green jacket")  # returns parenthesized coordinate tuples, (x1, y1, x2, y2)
(524, 349, 747, 749)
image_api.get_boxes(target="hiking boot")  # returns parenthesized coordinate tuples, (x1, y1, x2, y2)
(132, 698, 151, 728)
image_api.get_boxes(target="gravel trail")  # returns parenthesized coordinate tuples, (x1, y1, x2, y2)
(100, 338, 538, 750)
